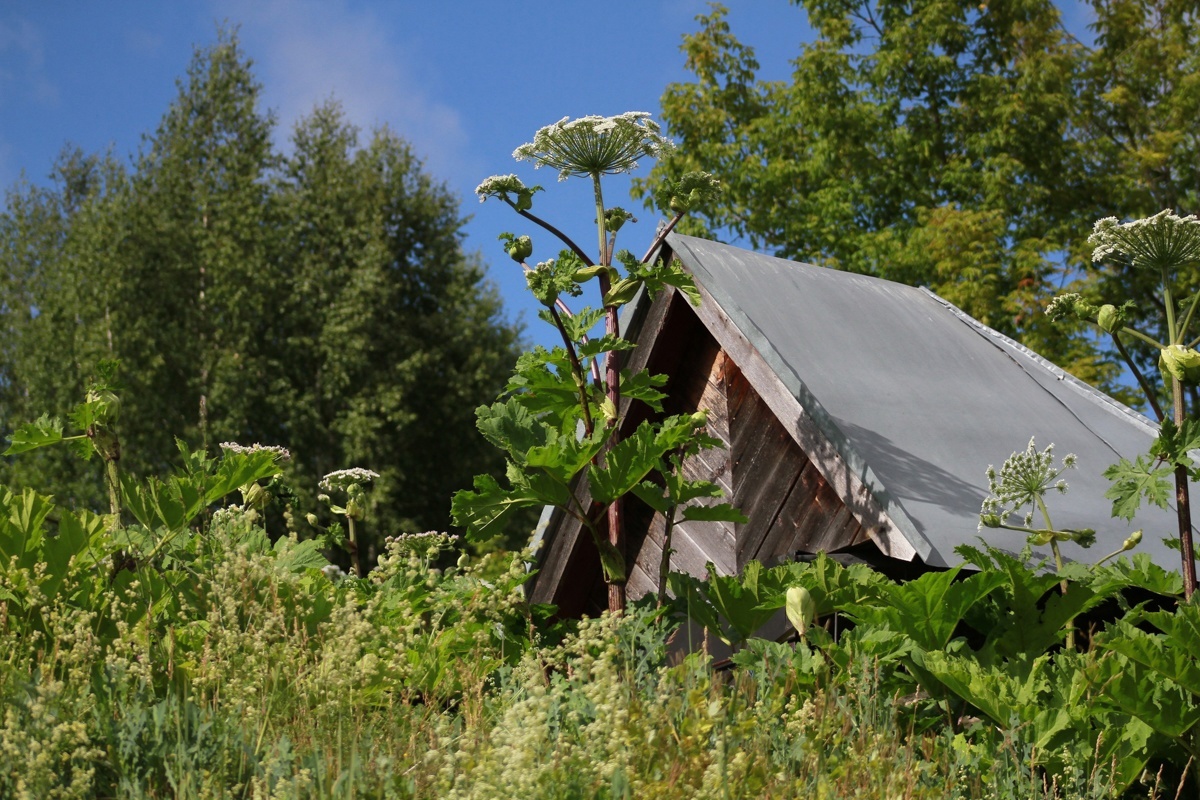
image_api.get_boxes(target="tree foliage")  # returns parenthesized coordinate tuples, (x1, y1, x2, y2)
(0, 31, 522, 554)
(638, 1, 1200, 396)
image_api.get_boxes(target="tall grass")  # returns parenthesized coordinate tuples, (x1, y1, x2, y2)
(0, 518, 1161, 798)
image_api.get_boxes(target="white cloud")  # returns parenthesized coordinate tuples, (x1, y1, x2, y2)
(0, 16, 58, 109)
(210, 0, 469, 179)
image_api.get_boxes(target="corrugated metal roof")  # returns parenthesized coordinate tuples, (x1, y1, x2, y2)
(668, 233, 1187, 570)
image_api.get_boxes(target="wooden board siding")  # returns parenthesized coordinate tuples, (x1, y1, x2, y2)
(530, 284, 879, 615)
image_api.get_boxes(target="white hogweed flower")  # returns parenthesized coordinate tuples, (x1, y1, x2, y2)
(513, 112, 674, 180)
(220, 441, 292, 461)
(1089, 210, 1200, 271)
(475, 174, 542, 210)
(320, 467, 380, 492)
(978, 438, 1076, 530)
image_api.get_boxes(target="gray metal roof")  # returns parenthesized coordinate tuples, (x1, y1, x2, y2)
(667, 233, 1188, 571)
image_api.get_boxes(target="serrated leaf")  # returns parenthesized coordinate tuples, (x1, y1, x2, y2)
(681, 502, 748, 523)
(273, 537, 329, 573)
(588, 423, 660, 503)
(205, 451, 282, 505)
(1151, 418, 1200, 468)
(619, 369, 668, 411)
(578, 334, 636, 360)
(848, 567, 1004, 651)
(4, 414, 65, 455)
(451, 466, 569, 541)
(630, 480, 672, 514)
(526, 426, 607, 477)
(1104, 455, 1173, 521)
(665, 476, 723, 506)
(475, 397, 551, 465)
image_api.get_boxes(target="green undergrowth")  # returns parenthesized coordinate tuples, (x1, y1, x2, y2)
(1, 474, 1194, 798)
(0, 425, 1195, 797)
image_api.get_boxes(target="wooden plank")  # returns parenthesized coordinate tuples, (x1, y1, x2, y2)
(627, 502, 707, 577)
(674, 516, 736, 576)
(752, 460, 822, 564)
(627, 562, 657, 599)
(730, 406, 795, 511)
(736, 457, 805, 569)
(673, 333, 722, 412)
(694, 350, 731, 445)
(723, 358, 755, 426)
(679, 444, 732, 497)
(687, 279, 920, 562)
(767, 464, 845, 559)
(528, 507, 581, 605)
(809, 505, 855, 552)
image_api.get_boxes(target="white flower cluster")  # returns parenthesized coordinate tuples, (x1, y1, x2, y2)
(219, 441, 292, 461)
(513, 112, 674, 180)
(211, 503, 256, 527)
(320, 467, 380, 492)
(979, 438, 1075, 529)
(1089, 209, 1200, 271)
(475, 174, 524, 201)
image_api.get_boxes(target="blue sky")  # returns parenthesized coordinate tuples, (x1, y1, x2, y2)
(1, 1, 1097, 349)
(0, 1, 814, 347)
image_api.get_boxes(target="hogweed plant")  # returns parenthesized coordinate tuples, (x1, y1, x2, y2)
(1048, 210, 1200, 597)
(453, 113, 737, 611)
(319, 467, 379, 578)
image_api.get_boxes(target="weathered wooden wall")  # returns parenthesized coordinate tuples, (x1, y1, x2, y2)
(529, 286, 869, 615)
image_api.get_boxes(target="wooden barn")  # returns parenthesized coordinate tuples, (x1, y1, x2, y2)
(526, 234, 1187, 617)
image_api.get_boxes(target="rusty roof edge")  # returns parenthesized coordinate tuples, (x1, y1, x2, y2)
(666, 233, 935, 564)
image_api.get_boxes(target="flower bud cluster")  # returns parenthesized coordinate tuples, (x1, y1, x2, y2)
(220, 441, 292, 461)
(979, 438, 1075, 530)
(319, 467, 380, 492)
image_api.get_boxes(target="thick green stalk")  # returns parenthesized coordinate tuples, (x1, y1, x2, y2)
(1164, 268, 1178, 344)
(1180, 288, 1200, 342)
(1036, 494, 1074, 649)
(657, 505, 677, 608)
(105, 458, 121, 521)
(592, 172, 625, 613)
(1119, 326, 1167, 350)
(348, 517, 363, 578)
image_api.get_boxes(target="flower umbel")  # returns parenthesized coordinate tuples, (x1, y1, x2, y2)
(220, 441, 292, 461)
(320, 468, 380, 493)
(1089, 209, 1200, 272)
(979, 438, 1076, 529)
(475, 174, 542, 211)
(513, 113, 673, 180)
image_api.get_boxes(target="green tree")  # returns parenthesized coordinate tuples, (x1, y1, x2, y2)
(639, 1, 1200, 396)
(0, 149, 129, 506)
(276, 102, 522, 543)
(0, 33, 522, 556)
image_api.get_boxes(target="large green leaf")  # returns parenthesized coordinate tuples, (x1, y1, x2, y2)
(1104, 454, 1173, 521)
(475, 397, 551, 465)
(451, 466, 570, 542)
(588, 423, 660, 504)
(848, 567, 1004, 652)
(3, 414, 66, 455)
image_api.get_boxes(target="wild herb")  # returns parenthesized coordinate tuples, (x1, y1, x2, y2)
(453, 113, 736, 611)
(1048, 210, 1200, 597)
